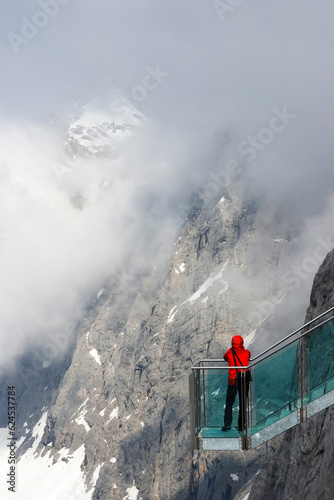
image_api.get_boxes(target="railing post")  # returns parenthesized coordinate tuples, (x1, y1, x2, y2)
(196, 366, 203, 449)
(239, 372, 249, 450)
(189, 372, 196, 449)
(245, 368, 251, 450)
(200, 364, 205, 434)
(299, 334, 307, 422)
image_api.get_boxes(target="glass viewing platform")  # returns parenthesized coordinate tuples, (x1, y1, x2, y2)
(189, 307, 334, 450)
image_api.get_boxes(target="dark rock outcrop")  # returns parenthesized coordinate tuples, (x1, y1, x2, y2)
(242, 248, 334, 500)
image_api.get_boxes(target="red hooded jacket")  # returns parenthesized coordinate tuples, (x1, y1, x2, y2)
(223, 335, 251, 386)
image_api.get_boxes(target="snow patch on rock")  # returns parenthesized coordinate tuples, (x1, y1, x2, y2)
(183, 260, 229, 305)
(167, 305, 178, 323)
(0, 414, 95, 499)
(89, 348, 101, 365)
(122, 483, 140, 500)
(108, 407, 119, 422)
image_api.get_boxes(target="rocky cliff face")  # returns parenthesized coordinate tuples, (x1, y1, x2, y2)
(306, 248, 334, 322)
(12, 177, 305, 500)
(1, 102, 327, 500)
(45, 183, 275, 499)
(236, 249, 334, 500)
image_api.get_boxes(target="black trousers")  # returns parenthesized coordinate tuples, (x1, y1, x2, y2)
(224, 378, 249, 430)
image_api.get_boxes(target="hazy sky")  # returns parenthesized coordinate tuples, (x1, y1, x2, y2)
(1, 0, 334, 369)
(0, 1, 332, 122)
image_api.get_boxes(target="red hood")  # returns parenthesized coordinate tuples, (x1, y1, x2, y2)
(231, 335, 244, 348)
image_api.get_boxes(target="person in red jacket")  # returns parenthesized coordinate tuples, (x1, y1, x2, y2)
(221, 335, 251, 432)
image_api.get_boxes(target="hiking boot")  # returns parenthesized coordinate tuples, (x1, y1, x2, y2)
(221, 425, 231, 431)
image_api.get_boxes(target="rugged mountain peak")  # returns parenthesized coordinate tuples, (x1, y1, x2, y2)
(65, 90, 146, 159)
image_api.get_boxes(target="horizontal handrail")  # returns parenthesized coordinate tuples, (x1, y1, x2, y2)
(300, 314, 334, 340)
(192, 358, 228, 368)
(192, 364, 250, 371)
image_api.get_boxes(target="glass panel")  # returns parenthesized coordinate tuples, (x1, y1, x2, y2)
(194, 370, 203, 436)
(200, 368, 243, 440)
(193, 370, 200, 442)
(250, 340, 300, 436)
(189, 373, 196, 449)
(306, 318, 334, 404)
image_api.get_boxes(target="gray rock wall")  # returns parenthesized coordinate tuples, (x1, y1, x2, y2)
(33, 178, 305, 500)
(243, 249, 334, 500)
